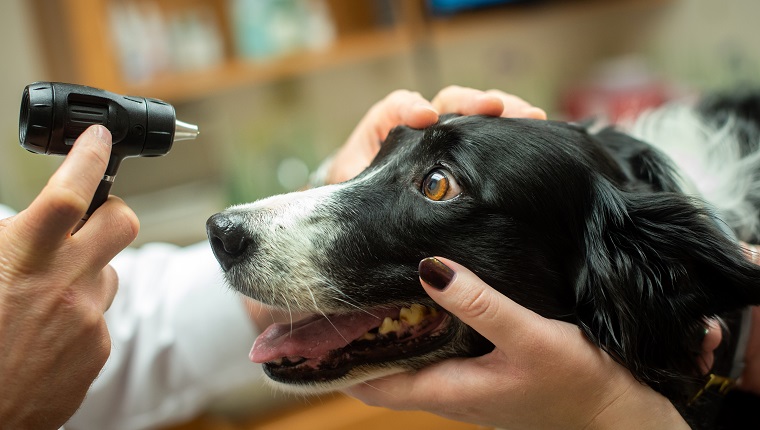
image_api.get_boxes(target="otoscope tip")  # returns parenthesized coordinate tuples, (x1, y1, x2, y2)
(174, 119, 199, 142)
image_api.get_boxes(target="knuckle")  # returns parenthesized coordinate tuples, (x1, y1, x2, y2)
(44, 186, 90, 220)
(81, 306, 103, 330)
(86, 321, 112, 367)
(96, 326, 112, 359)
(458, 287, 496, 321)
(485, 88, 511, 97)
(433, 85, 460, 100)
(90, 198, 140, 247)
(384, 89, 422, 107)
(100, 266, 120, 308)
(442, 84, 465, 93)
(385, 89, 412, 102)
(109, 200, 140, 242)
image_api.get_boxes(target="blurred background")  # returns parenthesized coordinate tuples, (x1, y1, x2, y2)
(2, 0, 759, 247)
(1, 0, 759, 428)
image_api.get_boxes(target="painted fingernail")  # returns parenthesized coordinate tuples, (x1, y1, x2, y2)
(419, 257, 455, 291)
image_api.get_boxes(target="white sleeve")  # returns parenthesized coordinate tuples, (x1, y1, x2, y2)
(65, 241, 265, 430)
(0, 204, 15, 218)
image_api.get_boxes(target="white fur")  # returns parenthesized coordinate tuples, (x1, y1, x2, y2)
(229, 166, 392, 313)
(228, 185, 342, 311)
(629, 104, 760, 241)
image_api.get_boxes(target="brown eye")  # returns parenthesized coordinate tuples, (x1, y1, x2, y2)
(422, 168, 460, 201)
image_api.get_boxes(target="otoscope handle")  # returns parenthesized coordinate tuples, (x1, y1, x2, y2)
(73, 178, 114, 234)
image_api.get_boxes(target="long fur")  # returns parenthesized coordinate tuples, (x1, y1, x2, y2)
(207, 91, 760, 429)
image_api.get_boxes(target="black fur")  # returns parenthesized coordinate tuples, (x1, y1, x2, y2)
(208, 94, 760, 429)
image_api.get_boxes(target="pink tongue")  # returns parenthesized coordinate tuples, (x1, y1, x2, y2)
(250, 309, 397, 363)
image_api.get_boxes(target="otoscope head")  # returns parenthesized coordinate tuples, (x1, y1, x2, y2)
(19, 82, 198, 172)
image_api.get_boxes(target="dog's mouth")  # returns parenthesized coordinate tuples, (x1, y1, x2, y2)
(249, 304, 453, 384)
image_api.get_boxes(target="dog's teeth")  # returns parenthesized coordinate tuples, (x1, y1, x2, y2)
(399, 304, 426, 325)
(377, 304, 440, 336)
(270, 358, 283, 366)
(360, 332, 377, 341)
(379, 317, 402, 335)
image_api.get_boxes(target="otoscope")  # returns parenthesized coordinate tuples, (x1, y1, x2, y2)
(19, 81, 199, 231)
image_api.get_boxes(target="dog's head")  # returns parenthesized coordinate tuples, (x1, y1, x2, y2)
(207, 115, 760, 407)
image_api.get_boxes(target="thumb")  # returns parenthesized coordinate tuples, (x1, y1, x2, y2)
(17, 125, 112, 249)
(418, 256, 544, 346)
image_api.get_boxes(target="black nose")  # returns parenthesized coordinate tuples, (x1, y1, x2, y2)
(206, 212, 251, 270)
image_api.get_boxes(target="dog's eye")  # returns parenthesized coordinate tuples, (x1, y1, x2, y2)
(422, 169, 460, 201)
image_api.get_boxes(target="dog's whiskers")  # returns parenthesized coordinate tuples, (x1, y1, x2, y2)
(324, 284, 381, 319)
(330, 296, 379, 319)
(284, 298, 294, 337)
(307, 285, 350, 345)
(358, 379, 393, 395)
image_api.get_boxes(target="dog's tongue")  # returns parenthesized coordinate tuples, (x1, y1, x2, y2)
(250, 310, 394, 363)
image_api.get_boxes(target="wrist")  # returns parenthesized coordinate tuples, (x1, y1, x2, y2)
(586, 381, 690, 430)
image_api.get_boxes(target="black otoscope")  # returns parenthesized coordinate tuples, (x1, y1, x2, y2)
(19, 81, 199, 232)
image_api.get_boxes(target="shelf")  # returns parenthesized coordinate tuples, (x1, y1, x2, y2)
(124, 27, 413, 103)
(28, 0, 415, 103)
(27, 0, 672, 104)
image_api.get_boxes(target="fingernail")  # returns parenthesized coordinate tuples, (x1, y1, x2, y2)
(90, 125, 110, 145)
(522, 107, 547, 120)
(414, 103, 439, 119)
(419, 257, 455, 291)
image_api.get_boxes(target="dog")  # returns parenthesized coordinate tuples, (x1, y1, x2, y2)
(206, 90, 760, 428)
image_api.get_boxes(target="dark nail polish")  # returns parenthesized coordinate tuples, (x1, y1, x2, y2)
(419, 257, 455, 291)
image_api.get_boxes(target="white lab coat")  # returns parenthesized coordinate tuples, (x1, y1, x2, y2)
(0, 205, 265, 430)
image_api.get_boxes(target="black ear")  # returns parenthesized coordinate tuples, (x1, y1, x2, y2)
(574, 179, 760, 403)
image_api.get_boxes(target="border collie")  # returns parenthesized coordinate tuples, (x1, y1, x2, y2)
(207, 91, 760, 428)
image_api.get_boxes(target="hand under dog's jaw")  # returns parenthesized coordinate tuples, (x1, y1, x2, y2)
(249, 304, 458, 389)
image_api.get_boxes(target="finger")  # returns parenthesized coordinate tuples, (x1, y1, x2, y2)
(343, 371, 420, 410)
(431, 85, 505, 117)
(483, 89, 547, 119)
(98, 264, 120, 312)
(17, 125, 112, 248)
(742, 242, 760, 265)
(72, 196, 139, 268)
(343, 357, 470, 411)
(418, 256, 545, 347)
(389, 90, 439, 130)
(699, 318, 723, 374)
(372, 90, 438, 137)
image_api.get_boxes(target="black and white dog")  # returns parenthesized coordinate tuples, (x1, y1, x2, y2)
(207, 91, 760, 428)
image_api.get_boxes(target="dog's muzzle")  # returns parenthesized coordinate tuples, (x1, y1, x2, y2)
(206, 212, 251, 270)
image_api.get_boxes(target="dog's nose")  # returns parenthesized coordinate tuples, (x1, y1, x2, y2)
(206, 212, 251, 270)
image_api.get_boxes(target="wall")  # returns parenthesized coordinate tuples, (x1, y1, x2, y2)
(0, 0, 55, 209)
(1, 0, 759, 246)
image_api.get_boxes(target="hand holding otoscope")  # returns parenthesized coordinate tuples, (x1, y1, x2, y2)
(19, 82, 199, 232)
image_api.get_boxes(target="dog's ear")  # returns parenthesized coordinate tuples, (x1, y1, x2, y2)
(574, 179, 760, 401)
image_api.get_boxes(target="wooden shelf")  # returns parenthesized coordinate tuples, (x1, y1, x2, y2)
(27, 0, 671, 104)
(124, 27, 413, 103)
(27, 0, 417, 103)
